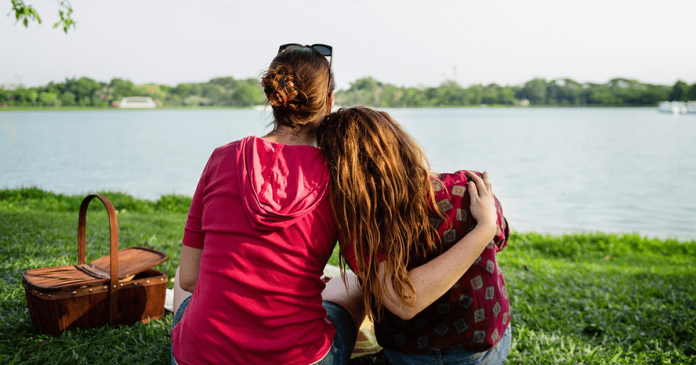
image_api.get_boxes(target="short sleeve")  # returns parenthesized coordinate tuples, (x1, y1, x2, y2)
(493, 195, 510, 251)
(182, 153, 214, 249)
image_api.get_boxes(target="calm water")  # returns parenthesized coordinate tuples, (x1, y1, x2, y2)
(1, 108, 695, 240)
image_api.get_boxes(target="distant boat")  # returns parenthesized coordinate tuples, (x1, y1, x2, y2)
(688, 101, 696, 114)
(119, 97, 157, 109)
(658, 101, 694, 115)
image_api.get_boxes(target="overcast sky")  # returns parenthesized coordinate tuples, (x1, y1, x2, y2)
(1, 0, 695, 90)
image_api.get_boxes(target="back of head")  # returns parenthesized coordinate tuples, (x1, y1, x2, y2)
(316, 106, 442, 320)
(261, 46, 334, 133)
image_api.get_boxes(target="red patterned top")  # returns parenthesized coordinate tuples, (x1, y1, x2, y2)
(344, 170, 510, 354)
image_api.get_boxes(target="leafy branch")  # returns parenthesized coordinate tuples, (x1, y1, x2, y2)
(8, 0, 75, 33)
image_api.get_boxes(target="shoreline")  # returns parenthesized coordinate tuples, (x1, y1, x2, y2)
(0, 105, 661, 112)
(2, 187, 694, 243)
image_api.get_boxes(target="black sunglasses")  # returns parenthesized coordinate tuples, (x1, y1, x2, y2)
(277, 43, 333, 92)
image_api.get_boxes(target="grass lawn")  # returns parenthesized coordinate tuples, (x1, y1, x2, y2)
(1, 188, 694, 364)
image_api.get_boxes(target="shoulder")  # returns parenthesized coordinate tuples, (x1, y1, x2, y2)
(210, 137, 249, 161)
(430, 170, 472, 194)
(199, 138, 247, 178)
(212, 138, 244, 157)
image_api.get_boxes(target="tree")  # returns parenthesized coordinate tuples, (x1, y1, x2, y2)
(27, 89, 38, 105)
(9, 0, 75, 33)
(639, 85, 669, 105)
(109, 78, 137, 99)
(669, 80, 690, 101)
(38, 91, 59, 106)
(59, 91, 76, 106)
(519, 78, 547, 105)
(467, 84, 483, 106)
(231, 83, 263, 106)
(687, 83, 696, 101)
(498, 86, 518, 105)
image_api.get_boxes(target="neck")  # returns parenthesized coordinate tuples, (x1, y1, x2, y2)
(262, 125, 316, 147)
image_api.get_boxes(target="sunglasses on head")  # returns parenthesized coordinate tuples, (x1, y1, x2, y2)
(277, 43, 333, 92)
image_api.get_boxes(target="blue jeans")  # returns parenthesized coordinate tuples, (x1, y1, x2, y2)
(313, 300, 358, 365)
(170, 297, 357, 365)
(170, 295, 191, 365)
(384, 325, 512, 365)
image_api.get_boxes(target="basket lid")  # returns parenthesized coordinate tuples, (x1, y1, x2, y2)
(23, 265, 108, 291)
(23, 246, 167, 292)
(87, 246, 167, 280)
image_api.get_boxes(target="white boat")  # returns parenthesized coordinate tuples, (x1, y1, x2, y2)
(658, 101, 690, 115)
(686, 101, 696, 114)
(119, 97, 157, 109)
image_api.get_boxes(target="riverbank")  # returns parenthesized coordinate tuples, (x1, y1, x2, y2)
(0, 105, 257, 112)
(0, 188, 694, 364)
(0, 105, 662, 112)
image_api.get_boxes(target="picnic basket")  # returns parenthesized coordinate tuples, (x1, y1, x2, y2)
(22, 194, 168, 336)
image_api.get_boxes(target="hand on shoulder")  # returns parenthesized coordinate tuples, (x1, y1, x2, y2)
(465, 170, 498, 241)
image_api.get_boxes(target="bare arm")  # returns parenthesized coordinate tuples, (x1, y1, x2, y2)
(379, 171, 498, 320)
(179, 245, 202, 292)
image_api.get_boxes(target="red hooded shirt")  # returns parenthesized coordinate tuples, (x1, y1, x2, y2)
(172, 136, 338, 365)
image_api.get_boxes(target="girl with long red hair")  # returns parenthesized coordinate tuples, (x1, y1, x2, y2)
(316, 107, 512, 365)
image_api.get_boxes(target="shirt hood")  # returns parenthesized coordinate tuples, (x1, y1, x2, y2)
(237, 136, 330, 232)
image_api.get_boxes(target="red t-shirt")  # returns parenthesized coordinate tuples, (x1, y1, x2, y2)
(344, 170, 510, 353)
(172, 136, 338, 365)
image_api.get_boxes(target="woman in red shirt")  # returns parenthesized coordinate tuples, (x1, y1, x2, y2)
(171, 44, 366, 365)
(316, 107, 512, 365)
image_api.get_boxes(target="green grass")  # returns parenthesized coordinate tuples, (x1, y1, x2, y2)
(0, 188, 694, 364)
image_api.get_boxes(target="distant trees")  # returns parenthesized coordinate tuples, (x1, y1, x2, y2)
(335, 77, 688, 108)
(0, 76, 265, 108)
(669, 81, 691, 102)
(0, 76, 693, 108)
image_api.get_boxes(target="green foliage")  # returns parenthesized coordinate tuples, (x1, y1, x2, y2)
(1, 192, 695, 363)
(335, 77, 690, 108)
(520, 78, 547, 105)
(0, 187, 192, 214)
(58, 91, 76, 106)
(53, 0, 75, 33)
(670, 80, 691, 102)
(8, 0, 75, 33)
(9, 0, 41, 28)
(2, 75, 692, 109)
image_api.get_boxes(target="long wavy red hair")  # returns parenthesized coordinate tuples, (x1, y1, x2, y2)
(316, 107, 446, 320)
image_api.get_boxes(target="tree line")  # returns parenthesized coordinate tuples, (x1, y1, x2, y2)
(1, 76, 695, 108)
(335, 78, 696, 108)
(0, 76, 266, 108)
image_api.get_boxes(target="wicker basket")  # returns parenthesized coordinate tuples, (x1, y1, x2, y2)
(22, 194, 168, 336)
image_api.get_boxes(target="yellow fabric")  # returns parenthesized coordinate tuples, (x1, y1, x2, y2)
(350, 318, 382, 359)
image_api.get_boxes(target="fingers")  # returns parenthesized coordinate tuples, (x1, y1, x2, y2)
(465, 170, 488, 197)
(482, 171, 493, 194)
(467, 178, 479, 202)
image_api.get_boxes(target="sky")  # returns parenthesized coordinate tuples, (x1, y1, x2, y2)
(1, 0, 695, 90)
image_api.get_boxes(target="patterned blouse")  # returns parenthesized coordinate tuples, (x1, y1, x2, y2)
(344, 170, 510, 354)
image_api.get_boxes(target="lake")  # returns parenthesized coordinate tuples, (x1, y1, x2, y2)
(1, 108, 694, 240)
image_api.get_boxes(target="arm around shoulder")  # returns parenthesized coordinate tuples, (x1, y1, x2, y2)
(379, 171, 499, 320)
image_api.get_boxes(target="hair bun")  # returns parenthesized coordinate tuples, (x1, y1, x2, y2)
(263, 66, 301, 110)
(260, 48, 332, 130)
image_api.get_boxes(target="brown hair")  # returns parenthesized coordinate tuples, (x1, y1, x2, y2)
(316, 106, 445, 320)
(260, 46, 335, 133)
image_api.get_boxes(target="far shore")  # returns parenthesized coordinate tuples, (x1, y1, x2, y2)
(0, 105, 660, 112)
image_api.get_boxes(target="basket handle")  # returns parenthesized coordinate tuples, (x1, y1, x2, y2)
(78, 194, 119, 325)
